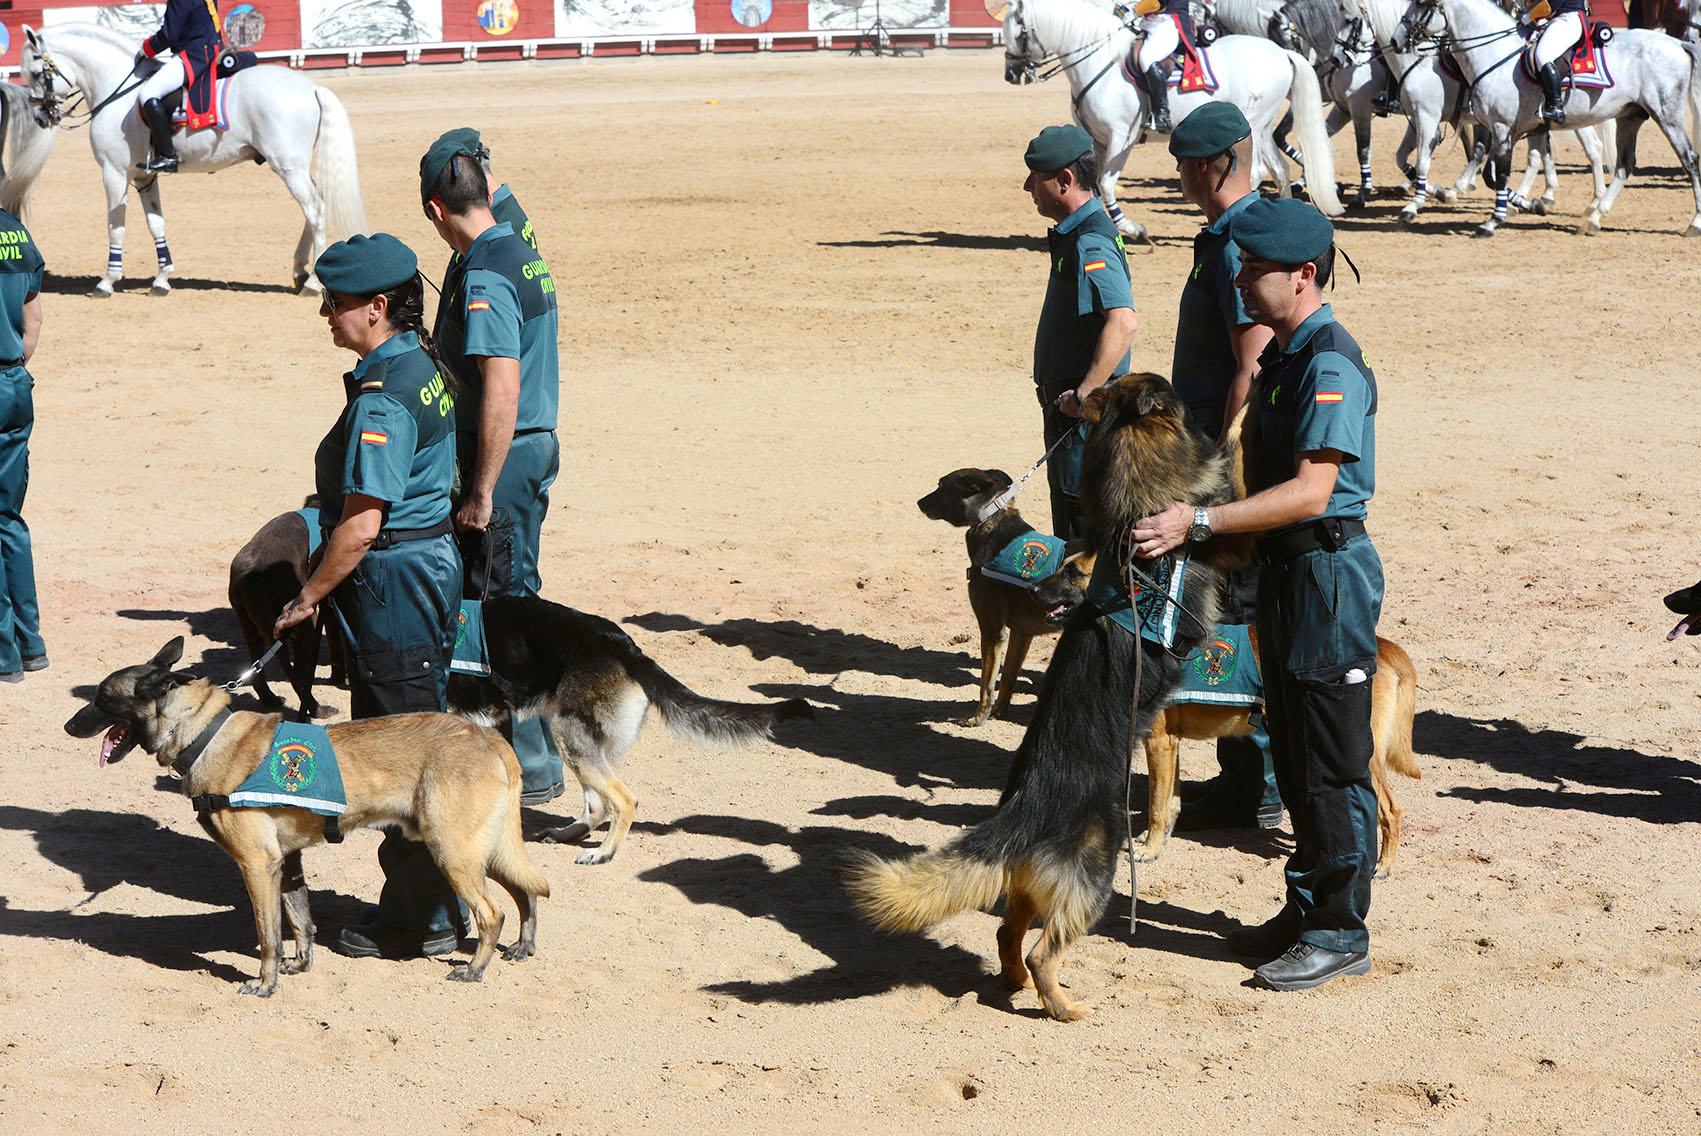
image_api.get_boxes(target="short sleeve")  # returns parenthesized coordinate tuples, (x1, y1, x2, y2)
(1217, 241, 1250, 329)
(342, 396, 418, 506)
(1292, 352, 1371, 463)
(460, 267, 522, 360)
(1076, 233, 1135, 315)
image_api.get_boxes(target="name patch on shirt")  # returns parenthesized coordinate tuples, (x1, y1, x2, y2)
(359, 431, 388, 445)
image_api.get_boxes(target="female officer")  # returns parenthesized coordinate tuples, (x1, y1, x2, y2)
(274, 233, 465, 961)
(132, 0, 224, 173)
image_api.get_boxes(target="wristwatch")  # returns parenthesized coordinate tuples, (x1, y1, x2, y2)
(1186, 506, 1212, 544)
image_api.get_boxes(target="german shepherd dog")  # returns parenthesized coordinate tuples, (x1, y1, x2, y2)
(445, 594, 815, 865)
(847, 374, 1239, 1021)
(228, 499, 345, 718)
(65, 637, 550, 997)
(1664, 579, 1701, 639)
(918, 468, 1095, 726)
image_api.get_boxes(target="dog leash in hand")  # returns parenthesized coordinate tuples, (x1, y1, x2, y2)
(223, 639, 285, 693)
(975, 428, 1079, 523)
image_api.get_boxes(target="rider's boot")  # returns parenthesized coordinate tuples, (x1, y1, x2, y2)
(1146, 65, 1173, 133)
(1536, 63, 1567, 125)
(139, 98, 179, 174)
(1371, 71, 1402, 117)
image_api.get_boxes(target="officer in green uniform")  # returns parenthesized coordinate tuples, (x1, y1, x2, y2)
(274, 233, 465, 960)
(1025, 124, 1138, 541)
(0, 208, 46, 683)
(1130, 198, 1381, 992)
(430, 127, 540, 261)
(420, 131, 566, 805)
(1166, 103, 1282, 833)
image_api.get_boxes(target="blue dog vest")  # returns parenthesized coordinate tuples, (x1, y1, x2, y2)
(227, 721, 347, 817)
(1171, 621, 1262, 706)
(296, 507, 324, 558)
(450, 599, 489, 677)
(1086, 551, 1194, 648)
(981, 530, 1066, 587)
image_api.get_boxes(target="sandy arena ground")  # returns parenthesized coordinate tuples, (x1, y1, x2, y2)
(1, 46, 1699, 1134)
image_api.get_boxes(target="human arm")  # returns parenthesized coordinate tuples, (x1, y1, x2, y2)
(21, 293, 41, 362)
(1217, 323, 1273, 444)
(1130, 450, 1342, 558)
(1057, 306, 1138, 416)
(274, 494, 383, 635)
(454, 355, 519, 533)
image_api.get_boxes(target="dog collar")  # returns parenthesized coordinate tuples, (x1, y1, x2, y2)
(170, 708, 234, 779)
(973, 488, 1017, 525)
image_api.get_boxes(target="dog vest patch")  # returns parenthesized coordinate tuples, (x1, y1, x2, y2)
(981, 530, 1066, 587)
(1086, 551, 1193, 648)
(228, 721, 346, 817)
(450, 599, 490, 676)
(1170, 621, 1262, 706)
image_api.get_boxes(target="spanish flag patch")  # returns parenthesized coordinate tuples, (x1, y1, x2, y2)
(467, 300, 490, 311)
(1083, 260, 1108, 272)
(1315, 392, 1344, 404)
(359, 431, 388, 445)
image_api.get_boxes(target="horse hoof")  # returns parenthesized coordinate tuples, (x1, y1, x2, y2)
(1437, 188, 1458, 204)
(1472, 224, 1496, 239)
(1527, 200, 1548, 216)
(1575, 219, 1600, 237)
(1684, 222, 1701, 238)
(90, 286, 113, 299)
(150, 282, 171, 297)
(1399, 209, 1417, 225)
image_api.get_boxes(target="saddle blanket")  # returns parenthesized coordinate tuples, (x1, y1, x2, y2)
(229, 721, 347, 816)
(450, 599, 490, 677)
(1171, 621, 1262, 707)
(980, 530, 1066, 588)
(1087, 550, 1193, 649)
(1520, 21, 1614, 90)
(137, 76, 234, 133)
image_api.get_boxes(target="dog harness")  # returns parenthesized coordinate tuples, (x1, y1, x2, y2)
(185, 720, 348, 843)
(1086, 550, 1194, 648)
(1171, 621, 1262, 706)
(979, 530, 1066, 588)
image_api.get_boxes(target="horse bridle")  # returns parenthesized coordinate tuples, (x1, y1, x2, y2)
(1005, 13, 1041, 84)
(1005, 4, 1119, 88)
(27, 49, 77, 128)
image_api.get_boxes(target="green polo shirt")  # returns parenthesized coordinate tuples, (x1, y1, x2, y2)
(0, 209, 43, 363)
(433, 221, 559, 435)
(1033, 197, 1134, 394)
(1171, 190, 1258, 424)
(1251, 304, 1376, 526)
(491, 184, 537, 252)
(314, 331, 457, 532)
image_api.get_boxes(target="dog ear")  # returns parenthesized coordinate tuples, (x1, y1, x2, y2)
(1080, 388, 1110, 423)
(150, 636, 185, 669)
(1136, 381, 1169, 418)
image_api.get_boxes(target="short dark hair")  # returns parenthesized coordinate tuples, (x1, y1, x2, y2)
(1064, 149, 1099, 193)
(1311, 244, 1335, 290)
(430, 152, 490, 217)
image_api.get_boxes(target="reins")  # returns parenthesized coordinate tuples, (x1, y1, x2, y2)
(30, 48, 147, 131)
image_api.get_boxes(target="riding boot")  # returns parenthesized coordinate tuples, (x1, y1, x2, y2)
(1371, 71, 1402, 117)
(139, 98, 179, 173)
(1146, 65, 1173, 133)
(1536, 62, 1567, 125)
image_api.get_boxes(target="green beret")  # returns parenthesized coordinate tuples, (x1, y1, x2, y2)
(1024, 124, 1093, 172)
(314, 233, 418, 297)
(1168, 102, 1252, 159)
(419, 127, 482, 203)
(1228, 197, 1335, 265)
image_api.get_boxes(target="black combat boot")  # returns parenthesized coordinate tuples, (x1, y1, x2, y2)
(1146, 64, 1172, 133)
(139, 98, 179, 173)
(1536, 62, 1567, 125)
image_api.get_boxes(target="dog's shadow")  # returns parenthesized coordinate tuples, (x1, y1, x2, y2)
(0, 803, 363, 981)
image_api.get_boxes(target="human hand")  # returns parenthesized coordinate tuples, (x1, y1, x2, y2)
(455, 491, 493, 534)
(1056, 389, 1083, 418)
(1129, 502, 1193, 559)
(274, 595, 316, 638)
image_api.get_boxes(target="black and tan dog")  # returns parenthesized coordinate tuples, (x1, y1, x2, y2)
(66, 637, 550, 997)
(1664, 579, 1701, 639)
(446, 594, 814, 865)
(848, 374, 1239, 1021)
(918, 468, 1095, 725)
(228, 499, 344, 718)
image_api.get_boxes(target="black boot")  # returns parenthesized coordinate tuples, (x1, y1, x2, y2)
(139, 98, 179, 173)
(1537, 62, 1567, 125)
(1371, 72, 1401, 117)
(1146, 65, 1172, 133)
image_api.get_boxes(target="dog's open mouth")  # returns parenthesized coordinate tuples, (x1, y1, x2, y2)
(1044, 602, 1075, 625)
(1669, 614, 1701, 641)
(100, 724, 130, 767)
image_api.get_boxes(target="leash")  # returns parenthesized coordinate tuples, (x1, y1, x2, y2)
(223, 639, 284, 693)
(973, 427, 1078, 523)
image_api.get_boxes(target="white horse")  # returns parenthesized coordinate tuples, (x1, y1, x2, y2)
(1206, 0, 1287, 38)
(0, 83, 59, 217)
(1393, 0, 1701, 236)
(19, 23, 368, 296)
(1001, 0, 1341, 244)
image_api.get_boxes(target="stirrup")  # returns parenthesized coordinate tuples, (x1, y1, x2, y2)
(139, 154, 179, 174)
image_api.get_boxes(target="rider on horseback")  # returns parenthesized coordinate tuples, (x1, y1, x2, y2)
(1526, 0, 1589, 124)
(1125, 0, 1197, 133)
(132, 0, 224, 173)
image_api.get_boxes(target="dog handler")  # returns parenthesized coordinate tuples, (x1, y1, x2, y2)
(1025, 124, 1137, 542)
(0, 207, 46, 682)
(420, 130, 566, 804)
(1165, 103, 1283, 834)
(274, 233, 466, 960)
(1131, 198, 1382, 992)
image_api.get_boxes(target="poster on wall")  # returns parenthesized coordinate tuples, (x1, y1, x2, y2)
(41, 5, 166, 35)
(300, 0, 444, 47)
(731, 0, 773, 26)
(554, 0, 697, 37)
(807, 0, 946, 27)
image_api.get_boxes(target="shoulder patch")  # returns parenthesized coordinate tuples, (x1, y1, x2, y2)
(359, 430, 388, 445)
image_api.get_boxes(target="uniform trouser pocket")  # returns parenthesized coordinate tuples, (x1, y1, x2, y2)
(330, 534, 460, 718)
(1259, 535, 1382, 682)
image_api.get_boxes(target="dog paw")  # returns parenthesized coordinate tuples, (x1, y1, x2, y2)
(279, 958, 311, 976)
(542, 821, 592, 845)
(575, 847, 615, 866)
(954, 716, 988, 728)
(238, 979, 277, 998)
(445, 964, 483, 983)
(998, 968, 1034, 991)
(501, 943, 535, 963)
(1132, 845, 1163, 863)
(1046, 1002, 1094, 1023)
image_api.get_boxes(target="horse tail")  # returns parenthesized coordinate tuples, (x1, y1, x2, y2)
(311, 86, 369, 239)
(1283, 48, 1343, 215)
(1681, 41, 1701, 154)
(0, 84, 57, 218)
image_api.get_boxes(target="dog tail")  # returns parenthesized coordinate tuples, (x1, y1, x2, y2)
(1374, 637, 1421, 781)
(844, 845, 1005, 934)
(629, 652, 813, 747)
(492, 796, 552, 901)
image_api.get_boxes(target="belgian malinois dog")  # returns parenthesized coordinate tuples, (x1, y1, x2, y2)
(66, 637, 550, 997)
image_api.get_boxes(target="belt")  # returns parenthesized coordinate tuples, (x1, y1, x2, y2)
(369, 516, 454, 551)
(1256, 517, 1366, 565)
(0, 358, 23, 368)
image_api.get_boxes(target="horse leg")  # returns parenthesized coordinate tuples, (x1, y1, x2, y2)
(1401, 103, 1442, 223)
(1573, 124, 1608, 234)
(1509, 130, 1549, 214)
(1271, 109, 1304, 195)
(1454, 125, 1488, 198)
(1648, 99, 1701, 235)
(275, 162, 327, 293)
(135, 177, 174, 295)
(1591, 113, 1644, 231)
(1475, 128, 1515, 237)
(1347, 102, 1375, 208)
(1096, 133, 1150, 248)
(95, 165, 128, 298)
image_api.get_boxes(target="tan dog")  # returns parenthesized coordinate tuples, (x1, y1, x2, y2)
(1137, 632, 1421, 876)
(65, 637, 550, 997)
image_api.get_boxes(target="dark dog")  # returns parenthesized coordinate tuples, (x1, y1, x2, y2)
(65, 637, 550, 996)
(918, 468, 1095, 725)
(228, 499, 345, 718)
(848, 374, 1238, 1020)
(446, 594, 815, 865)
(1665, 580, 1701, 639)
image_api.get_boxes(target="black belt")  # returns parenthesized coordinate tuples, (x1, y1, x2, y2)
(0, 358, 23, 368)
(1256, 517, 1366, 565)
(369, 516, 454, 551)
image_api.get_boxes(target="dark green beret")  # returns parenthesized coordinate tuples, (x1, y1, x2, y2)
(1228, 197, 1335, 265)
(314, 232, 418, 297)
(1024, 124, 1094, 172)
(419, 127, 482, 203)
(1168, 101, 1252, 159)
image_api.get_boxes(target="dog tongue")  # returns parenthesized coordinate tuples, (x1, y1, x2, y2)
(100, 724, 126, 767)
(1668, 614, 1700, 642)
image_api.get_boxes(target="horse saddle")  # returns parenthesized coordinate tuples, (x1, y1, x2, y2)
(1520, 20, 1615, 90)
(1121, 16, 1219, 94)
(137, 49, 257, 133)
